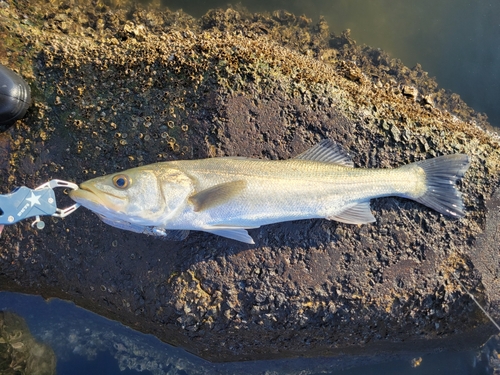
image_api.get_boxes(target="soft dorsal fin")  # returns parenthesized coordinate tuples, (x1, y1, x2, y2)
(295, 139, 354, 167)
(328, 201, 376, 224)
(188, 180, 247, 212)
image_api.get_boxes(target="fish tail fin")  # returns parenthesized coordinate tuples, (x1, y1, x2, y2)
(406, 154, 470, 218)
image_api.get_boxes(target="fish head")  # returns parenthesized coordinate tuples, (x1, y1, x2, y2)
(69, 165, 193, 226)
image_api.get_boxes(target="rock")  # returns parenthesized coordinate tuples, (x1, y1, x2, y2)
(0, 0, 499, 362)
(402, 85, 418, 99)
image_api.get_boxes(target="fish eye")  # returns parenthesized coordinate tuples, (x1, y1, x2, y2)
(112, 174, 130, 189)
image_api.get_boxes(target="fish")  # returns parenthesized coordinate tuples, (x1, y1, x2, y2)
(69, 140, 470, 244)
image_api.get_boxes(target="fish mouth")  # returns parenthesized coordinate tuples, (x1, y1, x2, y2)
(69, 183, 123, 213)
(69, 183, 103, 205)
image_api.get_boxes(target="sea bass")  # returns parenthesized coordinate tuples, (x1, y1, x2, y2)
(69, 140, 470, 244)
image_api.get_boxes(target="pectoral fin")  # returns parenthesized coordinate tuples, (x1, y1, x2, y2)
(189, 180, 247, 212)
(328, 201, 376, 224)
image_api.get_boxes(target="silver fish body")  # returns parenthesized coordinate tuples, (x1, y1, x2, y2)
(69, 140, 470, 244)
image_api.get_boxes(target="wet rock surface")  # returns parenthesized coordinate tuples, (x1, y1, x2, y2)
(0, 0, 499, 362)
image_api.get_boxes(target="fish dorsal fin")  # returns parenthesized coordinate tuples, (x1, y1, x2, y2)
(189, 180, 247, 212)
(329, 201, 376, 224)
(295, 139, 354, 167)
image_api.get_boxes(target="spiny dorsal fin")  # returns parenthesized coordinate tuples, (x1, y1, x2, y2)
(189, 180, 247, 212)
(295, 139, 354, 167)
(328, 201, 375, 224)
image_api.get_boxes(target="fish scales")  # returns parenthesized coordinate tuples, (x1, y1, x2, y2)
(166, 158, 421, 223)
(69, 139, 470, 244)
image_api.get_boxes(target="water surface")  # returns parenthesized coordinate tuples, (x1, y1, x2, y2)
(163, 0, 500, 127)
(0, 292, 491, 374)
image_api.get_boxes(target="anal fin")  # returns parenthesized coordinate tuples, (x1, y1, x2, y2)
(328, 201, 375, 224)
(203, 226, 256, 244)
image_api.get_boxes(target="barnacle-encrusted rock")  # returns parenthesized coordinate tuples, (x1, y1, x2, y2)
(0, 0, 499, 362)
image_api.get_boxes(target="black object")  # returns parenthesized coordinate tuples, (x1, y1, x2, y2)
(0, 64, 31, 127)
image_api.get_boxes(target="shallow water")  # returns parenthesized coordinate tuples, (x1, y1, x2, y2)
(0, 292, 491, 374)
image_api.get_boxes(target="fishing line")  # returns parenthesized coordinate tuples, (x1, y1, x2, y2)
(451, 273, 500, 332)
(392, 200, 500, 332)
